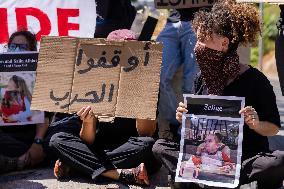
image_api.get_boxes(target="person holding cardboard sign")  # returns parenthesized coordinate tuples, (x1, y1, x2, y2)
(49, 106, 159, 186)
(49, 30, 160, 186)
(153, 1, 284, 188)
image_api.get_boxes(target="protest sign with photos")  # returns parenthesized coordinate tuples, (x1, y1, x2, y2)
(175, 94, 245, 188)
(0, 52, 44, 126)
(154, 0, 217, 9)
(31, 36, 162, 120)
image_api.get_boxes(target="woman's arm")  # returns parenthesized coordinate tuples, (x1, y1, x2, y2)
(136, 119, 156, 137)
(35, 117, 49, 139)
(25, 117, 49, 166)
(78, 106, 97, 145)
(249, 121, 279, 136)
(239, 106, 279, 136)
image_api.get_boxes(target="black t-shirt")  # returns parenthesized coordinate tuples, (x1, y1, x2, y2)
(168, 7, 211, 22)
(194, 67, 281, 160)
(93, 117, 138, 150)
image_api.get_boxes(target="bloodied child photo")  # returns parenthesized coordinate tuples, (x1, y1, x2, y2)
(175, 95, 245, 188)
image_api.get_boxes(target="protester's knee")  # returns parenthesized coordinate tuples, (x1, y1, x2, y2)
(138, 137, 155, 149)
(49, 132, 68, 149)
(152, 139, 166, 157)
(248, 152, 284, 185)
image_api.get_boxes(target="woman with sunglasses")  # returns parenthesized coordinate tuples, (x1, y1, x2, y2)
(0, 30, 51, 174)
(7, 30, 37, 52)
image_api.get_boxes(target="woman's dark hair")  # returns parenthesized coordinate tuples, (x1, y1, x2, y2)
(192, 0, 261, 51)
(10, 75, 32, 102)
(8, 30, 37, 51)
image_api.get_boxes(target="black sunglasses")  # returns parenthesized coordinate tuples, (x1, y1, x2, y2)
(8, 43, 29, 51)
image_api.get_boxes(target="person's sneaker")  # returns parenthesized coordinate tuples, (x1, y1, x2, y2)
(53, 159, 71, 180)
(119, 163, 150, 186)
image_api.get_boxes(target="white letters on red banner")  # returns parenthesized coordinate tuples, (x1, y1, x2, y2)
(0, 0, 96, 45)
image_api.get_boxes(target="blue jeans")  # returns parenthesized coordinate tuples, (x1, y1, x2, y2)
(157, 21, 198, 125)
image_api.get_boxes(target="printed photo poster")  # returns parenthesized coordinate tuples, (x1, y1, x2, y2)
(0, 52, 44, 126)
(175, 94, 245, 188)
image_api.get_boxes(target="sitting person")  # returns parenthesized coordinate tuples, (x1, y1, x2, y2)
(0, 30, 79, 174)
(0, 30, 49, 174)
(153, 1, 284, 188)
(49, 28, 160, 186)
(49, 106, 159, 185)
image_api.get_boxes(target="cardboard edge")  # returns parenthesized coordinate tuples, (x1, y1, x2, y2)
(31, 36, 77, 113)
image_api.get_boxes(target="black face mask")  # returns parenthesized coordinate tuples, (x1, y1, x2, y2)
(194, 43, 240, 95)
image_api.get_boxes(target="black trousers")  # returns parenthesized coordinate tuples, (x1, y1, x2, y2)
(0, 127, 34, 157)
(152, 139, 284, 189)
(0, 114, 81, 163)
(50, 132, 160, 180)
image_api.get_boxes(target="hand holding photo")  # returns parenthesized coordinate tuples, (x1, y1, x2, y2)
(175, 95, 245, 188)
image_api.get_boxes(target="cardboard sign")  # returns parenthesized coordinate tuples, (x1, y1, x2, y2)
(31, 36, 162, 120)
(176, 94, 245, 188)
(154, 0, 217, 9)
(0, 0, 96, 49)
(0, 52, 44, 126)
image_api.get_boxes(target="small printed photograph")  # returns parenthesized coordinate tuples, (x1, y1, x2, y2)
(0, 72, 44, 126)
(178, 116, 240, 184)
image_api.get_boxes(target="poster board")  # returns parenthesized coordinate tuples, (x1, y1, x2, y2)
(154, 0, 217, 9)
(175, 94, 245, 188)
(0, 52, 44, 126)
(31, 36, 162, 120)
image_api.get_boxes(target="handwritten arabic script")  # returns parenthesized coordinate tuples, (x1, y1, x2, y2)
(50, 83, 115, 109)
(76, 42, 152, 74)
(31, 37, 162, 119)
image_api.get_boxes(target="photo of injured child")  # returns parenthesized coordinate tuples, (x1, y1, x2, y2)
(178, 116, 239, 184)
